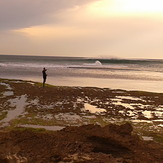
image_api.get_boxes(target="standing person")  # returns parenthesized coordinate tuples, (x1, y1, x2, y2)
(42, 67, 47, 87)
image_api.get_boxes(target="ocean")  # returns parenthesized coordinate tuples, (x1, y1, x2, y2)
(0, 55, 163, 93)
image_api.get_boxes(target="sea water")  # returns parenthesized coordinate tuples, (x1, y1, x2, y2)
(0, 55, 163, 92)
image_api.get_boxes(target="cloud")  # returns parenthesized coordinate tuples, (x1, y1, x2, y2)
(0, 0, 97, 30)
(1, 0, 163, 59)
(10, 15, 163, 58)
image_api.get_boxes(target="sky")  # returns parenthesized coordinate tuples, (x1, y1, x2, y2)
(0, 0, 163, 59)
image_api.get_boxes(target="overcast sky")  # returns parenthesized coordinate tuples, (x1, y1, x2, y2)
(0, 0, 163, 59)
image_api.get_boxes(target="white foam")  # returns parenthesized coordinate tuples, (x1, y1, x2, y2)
(0, 62, 68, 68)
(83, 60, 102, 66)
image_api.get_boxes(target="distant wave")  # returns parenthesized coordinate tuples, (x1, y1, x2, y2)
(67, 60, 131, 70)
(83, 60, 102, 66)
(0, 60, 127, 70)
(0, 63, 67, 68)
(0, 55, 163, 74)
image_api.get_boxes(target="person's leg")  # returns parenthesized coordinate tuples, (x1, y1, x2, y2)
(43, 77, 46, 87)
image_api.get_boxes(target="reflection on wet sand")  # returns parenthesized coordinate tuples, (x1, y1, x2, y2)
(82, 103, 107, 114)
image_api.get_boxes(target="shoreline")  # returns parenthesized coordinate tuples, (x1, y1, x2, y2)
(1, 76, 163, 93)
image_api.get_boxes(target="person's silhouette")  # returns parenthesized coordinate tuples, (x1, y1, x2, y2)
(42, 68, 47, 87)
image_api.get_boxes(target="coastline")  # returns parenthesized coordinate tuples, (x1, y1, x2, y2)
(0, 78, 163, 127)
(2, 74, 163, 93)
(0, 78, 163, 162)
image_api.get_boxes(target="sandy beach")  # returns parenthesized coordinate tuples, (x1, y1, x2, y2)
(0, 78, 163, 162)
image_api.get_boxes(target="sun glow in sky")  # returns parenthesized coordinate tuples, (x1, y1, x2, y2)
(89, 0, 163, 16)
(0, 0, 163, 59)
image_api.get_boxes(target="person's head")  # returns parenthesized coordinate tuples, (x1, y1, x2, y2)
(43, 67, 47, 71)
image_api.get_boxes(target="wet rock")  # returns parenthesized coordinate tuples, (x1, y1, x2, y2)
(107, 122, 133, 135)
(0, 123, 162, 163)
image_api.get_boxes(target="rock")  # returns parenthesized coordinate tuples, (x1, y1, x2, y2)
(0, 123, 162, 163)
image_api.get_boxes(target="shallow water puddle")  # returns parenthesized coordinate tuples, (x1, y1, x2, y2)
(19, 124, 65, 131)
(119, 110, 136, 117)
(27, 81, 35, 85)
(54, 113, 82, 123)
(116, 96, 145, 101)
(119, 109, 162, 120)
(41, 114, 54, 120)
(83, 115, 96, 119)
(28, 99, 56, 109)
(112, 100, 135, 110)
(142, 111, 153, 119)
(82, 103, 106, 114)
(0, 82, 12, 90)
(0, 95, 27, 125)
(131, 119, 152, 123)
(0, 83, 13, 97)
(3, 91, 14, 96)
(142, 110, 163, 119)
(29, 99, 39, 105)
(142, 136, 153, 141)
(154, 111, 163, 118)
(111, 98, 156, 111)
(77, 98, 83, 102)
(151, 119, 163, 122)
